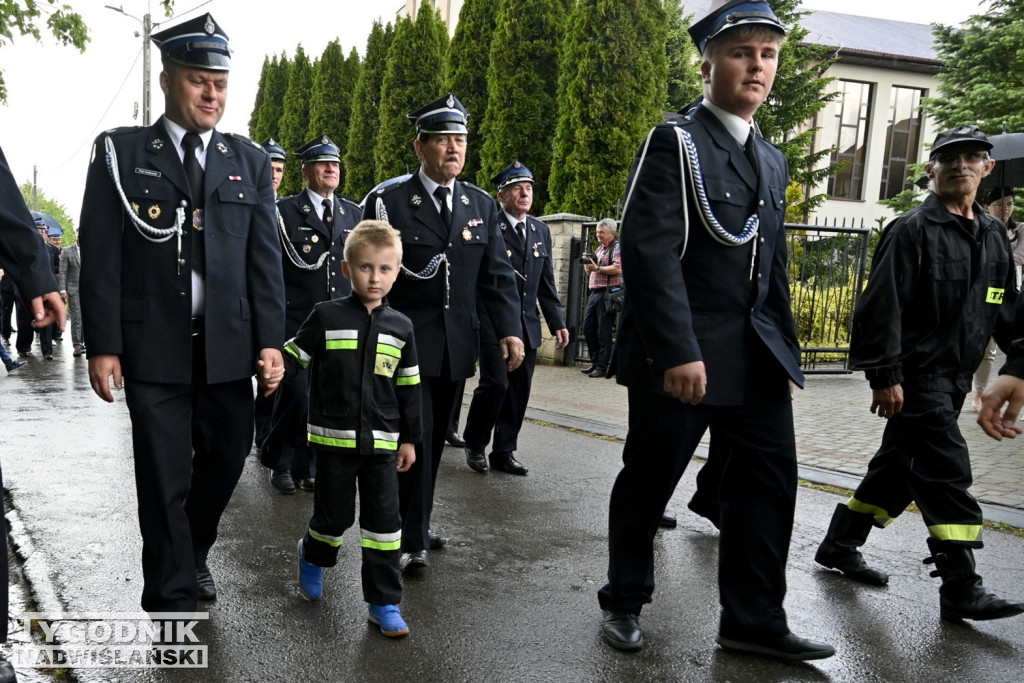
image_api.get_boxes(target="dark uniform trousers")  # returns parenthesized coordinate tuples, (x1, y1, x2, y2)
(261, 368, 313, 477)
(583, 288, 615, 370)
(598, 345, 796, 639)
(305, 447, 403, 605)
(464, 345, 537, 454)
(850, 389, 983, 545)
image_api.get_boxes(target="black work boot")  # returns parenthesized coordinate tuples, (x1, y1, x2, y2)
(815, 503, 889, 585)
(924, 537, 1024, 621)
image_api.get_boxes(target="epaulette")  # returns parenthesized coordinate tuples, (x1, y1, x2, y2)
(224, 131, 262, 150)
(101, 126, 144, 136)
(339, 195, 361, 211)
(375, 178, 408, 195)
(461, 181, 491, 198)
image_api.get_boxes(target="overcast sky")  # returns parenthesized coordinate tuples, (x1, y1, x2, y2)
(0, 0, 984, 223)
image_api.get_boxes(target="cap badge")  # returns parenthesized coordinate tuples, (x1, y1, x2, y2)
(321, 135, 330, 145)
(446, 94, 455, 108)
(513, 161, 522, 169)
(204, 16, 215, 35)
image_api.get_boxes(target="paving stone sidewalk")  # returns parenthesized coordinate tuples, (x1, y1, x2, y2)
(463, 363, 1024, 527)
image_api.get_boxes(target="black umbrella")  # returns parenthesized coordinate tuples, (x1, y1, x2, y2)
(979, 132, 1024, 191)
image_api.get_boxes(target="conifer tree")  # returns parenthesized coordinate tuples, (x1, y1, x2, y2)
(477, 0, 565, 214)
(344, 21, 394, 199)
(277, 45, 314, 197)
(249, 56, 270, 138)
(548, 0, 667, 217)
(443, 0, 498, 184)
(664, 0, 702, 112)
(308, 41, 361, 191)
(756, 0, 839, 217)
(923, 0, 1024, 135)
(252, 53, 291, 148)
(374, 1, 449, 181)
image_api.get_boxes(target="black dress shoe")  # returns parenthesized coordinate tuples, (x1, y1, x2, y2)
(687, 495, 720, 529)
(490, 451, 528, 475)
(196, 566, 217, 601)
(296, 477, 315, 492)
(659, 510, 677, 528)
(428, 529, 448, 550)
(465, 447, 488, 473)
(600, 610, 643, 651)
(580, 364, 597, 374)
(716, 632, 835, 661)
(270, 470, 296, 494)
(445, 430, 466, 448)
(588, 367, 607, 378)
(399, 550, 429, 572)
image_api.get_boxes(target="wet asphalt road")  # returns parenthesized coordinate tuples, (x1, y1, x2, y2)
(2, 352, 1024, 682)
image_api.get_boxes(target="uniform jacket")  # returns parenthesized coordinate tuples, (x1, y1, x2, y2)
(0, 143, 57, 299)
(59, 243, 81, 295)
(479, 214, 565, 349)
(285, 293, 422, 455)
(850, 192, 1017, 393)
(79, 116, 286, 384)
(364, 172, 520, 380)
(615, 103, 802, 405)
(276, 190, 357, 337)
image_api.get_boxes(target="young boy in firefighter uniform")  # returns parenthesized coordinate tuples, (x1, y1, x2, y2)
(289, 220, 422, 637)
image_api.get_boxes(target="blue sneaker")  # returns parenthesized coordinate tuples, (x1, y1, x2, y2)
(367, 604, 409, 637)
(297, 538, 323, 600)
(5, 361, 21, 373)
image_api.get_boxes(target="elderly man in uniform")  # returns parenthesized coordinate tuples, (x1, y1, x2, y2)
(597, 1, 833, 660)
(79, 14, 285, 615)
(253, 137, 288, 451)
(815, 125, 1024, 622)
(366, 93, 523, 572)
(261, 135, 356, 493)
(462, 161, 568, 475)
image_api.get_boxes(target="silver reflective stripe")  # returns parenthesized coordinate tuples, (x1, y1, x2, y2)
(361, 529, 401, 544)
(377, 333, 405, 350)
(309, 425, 357, 440)
(285, 340, 311, 365)
(396, 365, 419, 377)
(372, 430, 400, 442)
(325, 329, 359, 341)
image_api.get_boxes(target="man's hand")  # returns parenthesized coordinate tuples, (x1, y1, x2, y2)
(663, 361, 706, 404)
(499, 336, 525, 372)
(584, 260, 598, 274)
(397, 443, 416, 472)
(89, 354, 123, 403)
(30, 292, 66, 330)
(553, 328, 569, 350)
(60, 292, 69, 303)
(978, 374, 1024, 440)
(870, 384, 903, 418)
(256, 348, 285, 396)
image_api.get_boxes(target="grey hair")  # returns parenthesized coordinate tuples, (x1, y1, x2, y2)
(597, 218, 617, 232)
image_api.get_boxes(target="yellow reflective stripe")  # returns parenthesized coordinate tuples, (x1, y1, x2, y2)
(376, 342, 402, 358)
(986, 287, 1005, 304)
(308, 425, 357, 449)
(308, 529, 344, 547)
(325, 329, 358, 350)
(396, 374, 420, 386)
(928, 523, 982, 542)
(848, 498, 897, 527)
(373, 439, 399, 451)
(377, 333, 406, 350)
(361, 528, 401, 552)
(284, 341, 311, 367)
(326, 339, 358, 350)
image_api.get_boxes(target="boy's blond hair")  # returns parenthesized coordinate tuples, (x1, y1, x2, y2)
(343, 220, 404, 265)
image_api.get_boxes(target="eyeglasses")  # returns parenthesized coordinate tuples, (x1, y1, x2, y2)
(932, 150, 989, 164)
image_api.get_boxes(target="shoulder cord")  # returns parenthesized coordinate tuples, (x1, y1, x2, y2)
(375, 196, 451, 307)
(104, 135, 187, 272)
(277, 205, 329, 271)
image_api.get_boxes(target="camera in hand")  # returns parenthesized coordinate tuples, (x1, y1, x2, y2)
(579, 253, 596, 264)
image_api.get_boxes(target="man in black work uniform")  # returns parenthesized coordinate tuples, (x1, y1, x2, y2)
(815, 125, 1024, 622)
(365, 93, 523, 572)
(79, 14, 286, 615)
(597, 0, 833, 661)
(261, 135, 356, 493)
(1, 141, 66, 683)
(462, 161, 568, 475)
(253, 137, 288, 451)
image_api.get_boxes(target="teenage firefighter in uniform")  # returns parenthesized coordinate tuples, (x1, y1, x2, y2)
(79, 13, 285, 613)
(365, 93, 523, 572)
(261, 135, 357, 493)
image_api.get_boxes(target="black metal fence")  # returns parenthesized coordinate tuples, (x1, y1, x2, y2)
(566, 219, 871, 373)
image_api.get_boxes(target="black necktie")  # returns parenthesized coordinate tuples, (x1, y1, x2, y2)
(515, 222, 526, 247)
(181, 132, 205, 275)
(433, 186, 451, 230)
(744, 130, 759, 177)
(322, 198, 333, 226)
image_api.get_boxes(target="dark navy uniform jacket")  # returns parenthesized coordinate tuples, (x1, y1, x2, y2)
(0, 144, 57, 298)
(79, 116, 286, 384)
(364, 172, 520, 380)
(276, 190, 357, 337)
(851, 192, 1017, 393)
(616, 103, 803, 405)
(479, 214, 565, 349)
